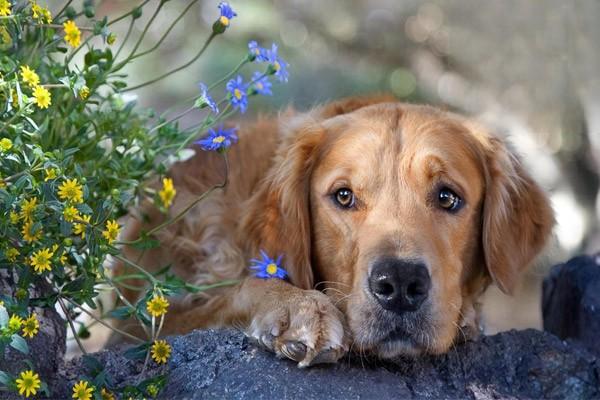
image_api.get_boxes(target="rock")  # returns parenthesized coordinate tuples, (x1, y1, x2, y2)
(542, 253, 600, 355)
(52, 328, 599, 399)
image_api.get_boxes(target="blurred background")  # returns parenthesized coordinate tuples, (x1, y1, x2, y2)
(53, 0, 600, 351)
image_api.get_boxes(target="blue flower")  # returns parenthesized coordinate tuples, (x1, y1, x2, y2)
(248, 41, 267, 62)
(251, 72, 272, 96)
(226, 75, 248, 113)
(218, 2, 237, 26)
(265, 43, 289, 83)
(195, 125, 238, 151)
(196, 83, 219, 114)
(250, 250, 287, 280)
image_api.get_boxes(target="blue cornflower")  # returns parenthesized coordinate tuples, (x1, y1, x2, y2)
(251, 72, 272, 96)
(248, 41, 268, 62)
(196, 83, 219, 114)
(226, 75, 248, 113)
(265, 43, 289, 83)
(195, 125, 238, 151)
(218, 2, 237, 27)
(250, 250, 287, 280)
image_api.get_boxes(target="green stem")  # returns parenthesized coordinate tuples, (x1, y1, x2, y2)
(114, 16, 135, 60)
(113, 254, 158, 284)
(57, 296, 88, 355)
(208, 58, 249, 91)
(108, 0, 151, 26)
(148, 106, 194, 134)
(55, 0, 74, 19)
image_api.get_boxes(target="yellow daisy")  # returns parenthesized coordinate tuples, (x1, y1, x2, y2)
(22, 313, 39, 338)
(63, 205, 80, 222)
(10, 210, 19, 224)
(20, 197, 38, 221)
(33, 85, 51, 109)
(79, 86, 90, 99)
(102, 219, 120, 244)
(31, 1, 52, 23)
(20, 65, 40, 88)
(63, 20, 81, 48)
(30, 247, 53, 274)
(6, 247, 19, 262)
(22, 220, 43, 243)
(158, 177, 176, 208)
(72, 380, 94, 400)
(57, 178, 84, 203)
(44, 168, 57, 181)
(15, 370, 41, 398)
(73, 214, 91, 239)
(151, 340, 171, 364)
(146, 295, 169, 317)
(101, 388, 115, 400)
(8, 314, 23, 332)
(0, 0, 11, 16)
(0, 137, 12, 151)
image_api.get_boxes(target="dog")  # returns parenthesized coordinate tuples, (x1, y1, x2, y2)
(114, 95, 554, 367)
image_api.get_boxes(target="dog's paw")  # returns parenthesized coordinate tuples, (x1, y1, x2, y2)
(246, 289, 349, 367)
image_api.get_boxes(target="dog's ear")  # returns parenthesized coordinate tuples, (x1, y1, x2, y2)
(240, 121, 323, 290)
(478, 133, 554, 294)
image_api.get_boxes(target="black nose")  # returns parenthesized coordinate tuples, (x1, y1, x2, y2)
(368, 258, 431, 313)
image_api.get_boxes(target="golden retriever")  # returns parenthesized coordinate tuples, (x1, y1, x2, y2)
(115, 95, 554, 367)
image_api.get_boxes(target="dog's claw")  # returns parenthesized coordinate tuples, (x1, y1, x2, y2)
(281, 340, 307, 362)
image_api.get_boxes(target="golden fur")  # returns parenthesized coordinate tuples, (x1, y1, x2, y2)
(114, 95, 554, 366)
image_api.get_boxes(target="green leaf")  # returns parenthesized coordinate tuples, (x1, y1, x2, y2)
(9, 334, 28, 354)
(0, 370, 12, 385)
(108, 306, 133, 320)
(123, 342, 150, 360)
(0, 306, 8, 328)
(82, 355, 104, 377)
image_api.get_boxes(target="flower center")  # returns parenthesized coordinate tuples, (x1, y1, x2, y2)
(234, 88, 242, 100)
(219, 15, 230, 26)
(274, 61, 281, 71)
(212, 136, 226, 144)
(266, 263, 277, 275)
(256, 83, 263, 89)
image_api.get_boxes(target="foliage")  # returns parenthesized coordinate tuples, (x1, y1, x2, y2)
(0, 0, 287, 397)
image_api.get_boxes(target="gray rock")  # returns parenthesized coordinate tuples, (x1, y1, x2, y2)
(52, 328, 600, 400)
(543, 253, 600, 355)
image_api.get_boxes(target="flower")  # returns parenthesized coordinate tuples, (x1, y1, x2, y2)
(20, 197, 38, 221)
(22, 313, 39, 338)
(146, 295, 169, 317)
(250, 72, 272, 96)
(44, 168, 57, 181)
(0, 0, 11, 16)
(8, 314, 23, 332)
(195, 125, 238, 152)
(30, 247, 54, 274)
(63, 20, 81, 47)
(248, 41, 267, 62)
(265, 43, 289, 83)
(151, 340, 171, 364)
(20, 65, 40, 88)
(106, 32, 117, 45)
(15, 370, 41, 398)
(31, 2, 52, 23)
(102, 219, 120, 244)
(58, 178, 84, 203)
(79, 86, 90, 99)
(146, 384, 159, 397)
(33, 85, 51, 109)
(196, 83, 218, 114)
(60, 251, 67, 265)
(0, 137, 12, 151)
(226, 75, 248, 113)
(73, 214, 91, 239)
(101, 388, 115, 400)
(158, 178, 176, 208)
(22, 221, 42, 243)
(250, 250, 287, 280)
(63, 205, 80, 222)
(217, 2, 236, 27)
(6, 247, 19, 262)
(72, 380, 94, 400)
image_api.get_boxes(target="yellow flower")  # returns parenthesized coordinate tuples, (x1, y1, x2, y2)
(22, 221, 42, 243)
(0, 0, 11, 16)
(44, 168, 57, 181)
(79, 86, 90, 99)
(0, 176, 5, 189)
(31, 1, 52, 23)
(33, 85, 51, 109)
(63, 20, 81, 47)
(58, 178, 84, 203)
(22, 313, 39, 338)
(73, 214, 91, 239)
(147, 384, 159, 397)
(15, 370, 41, 398)
(20, 197, 38, 221)
(0, 137, 12, 151)
(146, 295, 169, 317)
(151, 340, 171, 364)
(72, 380, 94, 400)
(107, 33, 116, 45)
(10, 211, 19, 224)
(0, 25, 11, 46)
(102, 219, 120, 244)
(101, 388, 115, 400)
(30, 247, 54, 274)
(158, 178, 176, 208)
(6, 247, 20, 262)
(20, 65, 40, 88)
(8, 314, 23, 332)
(60, 251, 67, 265)
(63, 205, 80, 222)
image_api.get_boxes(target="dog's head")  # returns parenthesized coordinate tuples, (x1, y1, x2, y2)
(244, 96, 554, 358)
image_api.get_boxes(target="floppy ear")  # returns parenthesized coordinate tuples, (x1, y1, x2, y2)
(480, 136, 554, 294)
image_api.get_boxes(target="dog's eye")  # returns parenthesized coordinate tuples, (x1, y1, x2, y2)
(334, 188, 355, 208)
(438, 187, 462, 212)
